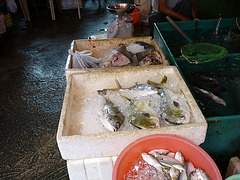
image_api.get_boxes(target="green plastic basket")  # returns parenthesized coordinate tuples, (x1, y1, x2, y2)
(181, 43, 228, 64)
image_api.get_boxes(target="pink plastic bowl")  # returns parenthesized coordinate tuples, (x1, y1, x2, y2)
(112, 134, 222, 180)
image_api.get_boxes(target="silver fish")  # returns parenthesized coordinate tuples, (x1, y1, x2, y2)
(100, 98, 124, 132)
(179, 170, 188, 180)
(175, 151, 185, 165)
(192, 86, 226, 106)
(141, 153, 168, 179)
(97, 79, 161, 96)
(162, 90, 190, 125)
(169, 167, 180, 180)
(186, 161, 196, 177)
(125, 96, 160, 129)
(98, 76, 167, 96)
(147, 79, 190, 125)
(97, 79, 161, 99)
(142, 152, 163, 168)
(130, 113, 160, 129)
(189, 168, 210, 180)
(149, 149, 169, 156)
(154, 152, 185, 171)
(179, 161, 195, 180)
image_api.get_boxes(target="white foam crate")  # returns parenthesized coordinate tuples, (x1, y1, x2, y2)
(65, 36, 169, 81)
(67, 156, 117, 180)
(57, 66, 207, 160)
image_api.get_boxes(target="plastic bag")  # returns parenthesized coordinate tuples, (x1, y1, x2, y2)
(68, 50, 101, 69)
(6, 0, 18, 14)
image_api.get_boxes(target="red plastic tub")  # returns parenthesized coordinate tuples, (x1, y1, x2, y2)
(129, 7, 141, 24)
(112, 134, 222, 180)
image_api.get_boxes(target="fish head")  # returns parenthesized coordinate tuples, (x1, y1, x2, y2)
(148, 118, 159, 128)
(101, 110, 124, 132)
(189, 168, 210, 180)
(108, 115, 123, 131)
(163, 108, 186, 125)
(130, 113, 159, 129)
(163, 97, 190, 125)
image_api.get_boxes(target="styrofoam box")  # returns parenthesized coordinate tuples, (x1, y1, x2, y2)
(67, 156, 117, 180)
(57, 66, 207, 160)
(65, 36, 169, 81)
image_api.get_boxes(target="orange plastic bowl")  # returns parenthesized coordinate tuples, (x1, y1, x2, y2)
(112, 134, 222, 180)
(129, 7, 141, 24)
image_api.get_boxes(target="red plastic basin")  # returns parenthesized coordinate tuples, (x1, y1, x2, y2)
(112, 134, 222, 180)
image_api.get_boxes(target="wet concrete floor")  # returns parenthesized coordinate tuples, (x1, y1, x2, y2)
(0, 0, 150, 179)
(0, 0, 233, 179)
(0, 0, 144, 179)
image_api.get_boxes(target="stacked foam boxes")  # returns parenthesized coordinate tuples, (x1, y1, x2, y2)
(57, 36, 207, 179)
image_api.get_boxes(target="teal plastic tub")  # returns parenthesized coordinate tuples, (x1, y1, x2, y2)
(226, 174, 240, 180)
(154, 18, 240, 170)
(154, 18, 238, 66)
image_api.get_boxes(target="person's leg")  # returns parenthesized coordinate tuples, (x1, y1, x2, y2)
(173, 0, 193, 19)
(149, 0, 193, 36)
(149, 12, 167, 36)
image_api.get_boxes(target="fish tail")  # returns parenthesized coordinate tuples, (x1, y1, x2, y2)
(147, 80, 158, 85)
(115, 79, 123, 90)
(120, 95, 132, 102)
(147, 76, 167, 86)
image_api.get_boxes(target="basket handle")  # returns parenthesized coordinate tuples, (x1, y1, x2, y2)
(166, 16, 192, 44)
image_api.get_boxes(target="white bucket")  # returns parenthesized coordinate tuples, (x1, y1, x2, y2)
(0, 12, 6, 34)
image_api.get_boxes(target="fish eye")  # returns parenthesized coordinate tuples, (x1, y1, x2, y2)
(115, 122, 121, 128)
(151, 123, 155, 127)
(150, 122, 157, 128)
(179, 115, 185, 120)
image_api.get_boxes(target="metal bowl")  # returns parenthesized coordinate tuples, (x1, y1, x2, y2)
(107, 3, 136, 16)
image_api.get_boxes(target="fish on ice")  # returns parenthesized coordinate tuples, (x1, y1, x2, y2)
(161, 89, 191, 125)
(123, 96, 160, 129)
(97, 79, 161, 96)
(99, 98, 125, 132)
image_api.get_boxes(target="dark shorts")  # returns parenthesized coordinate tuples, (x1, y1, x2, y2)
(149, 0, 193, 36)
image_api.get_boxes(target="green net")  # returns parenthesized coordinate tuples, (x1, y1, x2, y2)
(181, 43, 228, 64)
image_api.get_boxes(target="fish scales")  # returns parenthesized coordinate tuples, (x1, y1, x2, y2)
(97, 79, 161, 96)
(100, 98, 125, 132)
